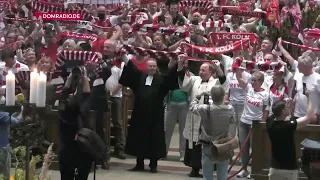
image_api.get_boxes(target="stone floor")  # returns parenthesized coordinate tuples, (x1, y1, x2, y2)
(48, 125, 251, 180)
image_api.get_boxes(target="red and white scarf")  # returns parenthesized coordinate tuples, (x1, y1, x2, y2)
(280, 39, 320, 51)
(56, 50, 100, 68)
(231, 57, 283, 72)
(209, 32, 257, 43)
(269, 82, 288, 100)
(181, 39, 252, 55)
(304, 28, 320, 39)
(59, 31, 98, 42)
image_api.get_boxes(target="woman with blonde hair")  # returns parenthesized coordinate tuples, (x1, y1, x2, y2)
(236, 69, 270, 178)
(59, 39, 77, 51)
(36, 56, 64, 105)
(37, 56, 55, 73)
(189, 85, 236, 180)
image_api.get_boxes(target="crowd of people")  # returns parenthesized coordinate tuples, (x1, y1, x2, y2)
(0, 0, 320, 179)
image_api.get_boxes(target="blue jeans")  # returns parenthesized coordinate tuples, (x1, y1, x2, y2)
(202, 145, 229, 180)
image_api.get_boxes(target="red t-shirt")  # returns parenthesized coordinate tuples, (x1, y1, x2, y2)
(92, 40, 106, 54)
(131, 57, 147, 72)
(38, 43, 59, 62)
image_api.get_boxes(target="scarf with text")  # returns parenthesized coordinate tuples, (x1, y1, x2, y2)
(128, 20, 224, 37)
(209, 32, 257, 43)
(131, 23, 190, 38)
(208, 6, 267, 18)
(59, 31, 98, 42)
(231, 57, 283, 72)
(59, 14, 144, 29)
(181, 39, 252, 55)
(59, 20, 109, 30)
(280, 39, 320, 51)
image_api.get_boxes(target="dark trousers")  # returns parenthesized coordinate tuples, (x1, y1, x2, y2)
(137, 156, 158, 169)
(90, 85, 108, 160)
(110, 97, 125, 151)
(59, 147, 93, 180)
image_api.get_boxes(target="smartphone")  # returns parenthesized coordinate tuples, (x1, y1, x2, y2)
(203, 95, 210, 104)
(303, 83, 306, 95)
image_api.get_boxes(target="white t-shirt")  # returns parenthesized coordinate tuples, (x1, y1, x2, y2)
(221, 55, 233, 73)
(241, 84, 269, 125)
(293, 72, 307, 117)
(105, 63, 124, 98)
(227, 71, 251, 105)
(302, 72, 320, 113)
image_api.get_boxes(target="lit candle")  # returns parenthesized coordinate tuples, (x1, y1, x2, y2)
(29, 69, 39, 104)
(5, 71, 15, 106)
(36, 72, 46, 107)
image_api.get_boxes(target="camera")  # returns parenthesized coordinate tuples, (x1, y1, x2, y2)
(69, 66, 84, 92)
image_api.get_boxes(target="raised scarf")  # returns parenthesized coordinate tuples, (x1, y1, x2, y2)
(59, 31, 98, 42)
(231, 57, 284, 72)
(209, 32, 257, 43)
(56, 50, 100, 68)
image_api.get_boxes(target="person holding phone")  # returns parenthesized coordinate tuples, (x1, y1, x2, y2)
(267, 93, 314, 180)
(292, 55, 320, 124)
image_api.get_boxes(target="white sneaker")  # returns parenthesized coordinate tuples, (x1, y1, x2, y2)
(247, 173, 251, 179)
(237, 170, 250, 178)
(179, 156, 184, 162)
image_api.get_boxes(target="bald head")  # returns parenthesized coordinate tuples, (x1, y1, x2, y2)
(97, 6, 106, 20)
(104, 39, 116, 47)
(103, 40, 116, 56)
(199, 62, 215, 81)
(97, 6, 106, 12)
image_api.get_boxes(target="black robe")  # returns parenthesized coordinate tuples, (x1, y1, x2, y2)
(119, 61, 183, 159)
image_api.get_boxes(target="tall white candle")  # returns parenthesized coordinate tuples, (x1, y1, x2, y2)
(5, 71, 15, 106)
(36, 72, 46, 107)
(29, 69, 39, 104)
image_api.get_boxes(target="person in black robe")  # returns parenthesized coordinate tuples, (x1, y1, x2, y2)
(118, 54, 185, 173)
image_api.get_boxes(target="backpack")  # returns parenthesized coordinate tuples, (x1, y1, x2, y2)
(75, 117, 106, 162)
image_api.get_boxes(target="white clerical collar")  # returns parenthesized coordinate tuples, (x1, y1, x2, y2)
(145, 76, 153, 86)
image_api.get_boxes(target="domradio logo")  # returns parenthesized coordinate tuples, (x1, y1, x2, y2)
(34, 12, 82, 20)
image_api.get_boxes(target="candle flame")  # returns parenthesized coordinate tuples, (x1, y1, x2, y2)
(8, 71, 12, 75)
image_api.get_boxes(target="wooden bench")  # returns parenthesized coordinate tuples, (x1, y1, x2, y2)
(122, 88, 134, 137)
(251, 121, 320, 180)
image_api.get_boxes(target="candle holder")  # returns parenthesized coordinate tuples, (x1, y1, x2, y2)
(5, 102, 52, 180)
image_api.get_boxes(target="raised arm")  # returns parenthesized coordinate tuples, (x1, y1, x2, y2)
(178, 56, 196, 93)
(235, 69, 248, 89)
(118, 55, 143, 93)
(161, 58, 185, 95)
(277, 38, 296, 68)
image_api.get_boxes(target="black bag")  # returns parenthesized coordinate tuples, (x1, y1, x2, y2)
(75, 117, 106, 162)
